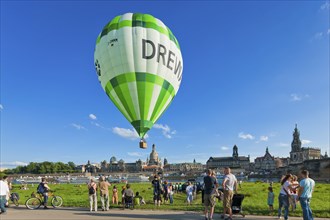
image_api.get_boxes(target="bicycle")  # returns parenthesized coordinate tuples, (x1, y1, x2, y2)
(25, 190, 63, 210)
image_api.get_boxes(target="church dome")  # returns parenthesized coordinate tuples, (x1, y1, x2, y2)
(150, 150, 158, 160)
(149, 144, 159, 164)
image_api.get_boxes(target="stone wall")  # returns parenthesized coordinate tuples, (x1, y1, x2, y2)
(276, 158, 330, 180)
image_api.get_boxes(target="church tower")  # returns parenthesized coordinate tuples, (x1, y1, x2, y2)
(233, 145, 238, 159)
(291, 124, 302, 152)
(290, 124, 303, 164)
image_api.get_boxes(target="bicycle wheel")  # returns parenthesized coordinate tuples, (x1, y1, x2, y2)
(25, 197, 41, 210)
(51, 196, 63, 208)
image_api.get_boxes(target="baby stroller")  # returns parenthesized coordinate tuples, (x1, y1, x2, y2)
(124, 196, 134, 209)
(5, 192, 20, 207)
(232, 194, 245, 217)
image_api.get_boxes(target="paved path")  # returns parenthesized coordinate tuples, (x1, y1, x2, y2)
(1, 206, 329, 220)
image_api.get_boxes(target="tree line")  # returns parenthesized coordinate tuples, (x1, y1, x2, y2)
(4, 161, 77, 174)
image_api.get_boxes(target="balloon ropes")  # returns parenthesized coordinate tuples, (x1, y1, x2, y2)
(94, 13, 183, 149)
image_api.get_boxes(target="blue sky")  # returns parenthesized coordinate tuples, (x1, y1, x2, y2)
(1, 1, 329, 168)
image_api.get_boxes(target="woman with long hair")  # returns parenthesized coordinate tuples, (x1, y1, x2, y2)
(278, 174, 295, 220)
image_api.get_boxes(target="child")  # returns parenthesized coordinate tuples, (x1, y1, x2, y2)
(186, 182, 194, 205)
(134, 192, 145, 206)
(267, 186, 274, 213)
(112, 185, 118, 205)
(289, 175, 299, 211)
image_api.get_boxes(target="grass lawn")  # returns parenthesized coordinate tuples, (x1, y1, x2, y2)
(11, 182, 330, 218)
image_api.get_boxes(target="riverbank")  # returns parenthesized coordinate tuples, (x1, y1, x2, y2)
(10, 182, 330, 218)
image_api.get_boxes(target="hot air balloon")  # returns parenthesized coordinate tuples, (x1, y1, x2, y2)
(94, 13, 183, 148)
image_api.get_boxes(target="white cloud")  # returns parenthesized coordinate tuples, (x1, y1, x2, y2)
(154, 123, 176, 139)
(302, 139, 312, 145)
(278, 143, 289, 147)
(71, 123, 86, 130)
(221, 146, 229, 150)
(112, 127, 140, 140)
(327, 29, 330, 35)
(314, 32, 324, 40)
(238, 132, 255, 140)
(0, 161, 28, 167)
(91, 121, 110, 130)
(290, 93, 310, 102)
(89, 114, 97, 120)
(127, 152, 142, 157)
(0, 104, 3, 110)
(260, 136, 269, 142)
(290, 93, 302, 101)
(320, 1, 330, 10)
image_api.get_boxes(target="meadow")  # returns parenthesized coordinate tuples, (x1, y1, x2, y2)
(11, 182, 330, 218)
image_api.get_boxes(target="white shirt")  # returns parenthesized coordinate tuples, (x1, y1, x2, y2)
(223, 173, 237, 191)
(280, 181, 291, 195)
(0, 180, 10, 196)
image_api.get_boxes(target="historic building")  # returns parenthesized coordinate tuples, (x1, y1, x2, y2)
(163, 159, 204, 172)
(290, 124, 321, 164)
(254, 147, 276, 171)
(103, 144, 163, 173)
(142, 144, 162, 171)
(206, 145, 250, 171)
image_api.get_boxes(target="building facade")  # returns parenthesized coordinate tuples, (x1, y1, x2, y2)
(163, 159, 204, 172)
(206, 145, 250, 171)
(254, 147, 276, 171)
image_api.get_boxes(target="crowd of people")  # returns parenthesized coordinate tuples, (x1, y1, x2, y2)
(0, 169, 316, 220)
(87, 177, 146, 212)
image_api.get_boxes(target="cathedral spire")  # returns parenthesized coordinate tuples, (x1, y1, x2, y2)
(233, 145, 238, 158)
(291, 124, 302, 152)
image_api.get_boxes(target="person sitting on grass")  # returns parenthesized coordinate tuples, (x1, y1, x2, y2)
(133, 192, 145, 206)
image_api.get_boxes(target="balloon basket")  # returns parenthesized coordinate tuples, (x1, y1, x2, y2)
(139, 140, 147, 149)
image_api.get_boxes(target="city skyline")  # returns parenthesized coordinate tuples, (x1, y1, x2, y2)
(1, 1, 329, 169)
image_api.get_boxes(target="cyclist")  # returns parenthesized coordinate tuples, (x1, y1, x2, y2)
(37, 178, 50, 209)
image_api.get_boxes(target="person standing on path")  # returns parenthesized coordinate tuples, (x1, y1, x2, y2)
(203, 169, 218, 220)
(297, 170, 315, 220)
(99, 176, 111, 211)
(222, 167, 238, 220)
(0, 176, 10, 214)
(88, 178, 97, 212)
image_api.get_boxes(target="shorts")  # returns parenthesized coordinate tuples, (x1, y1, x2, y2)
(204, 193, 216, 207)
(223, 190, 234, 209)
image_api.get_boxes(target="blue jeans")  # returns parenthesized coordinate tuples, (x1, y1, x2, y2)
(278, 194, 289, 220)
(43, 193, 48, 206)
(0, 195, 7, 213)
(169, 194, 173, 204)
(300, 197, 313, 220)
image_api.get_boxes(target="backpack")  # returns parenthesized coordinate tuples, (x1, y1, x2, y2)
(89, 184, 95, 195)
(37, 183, 45, 193)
